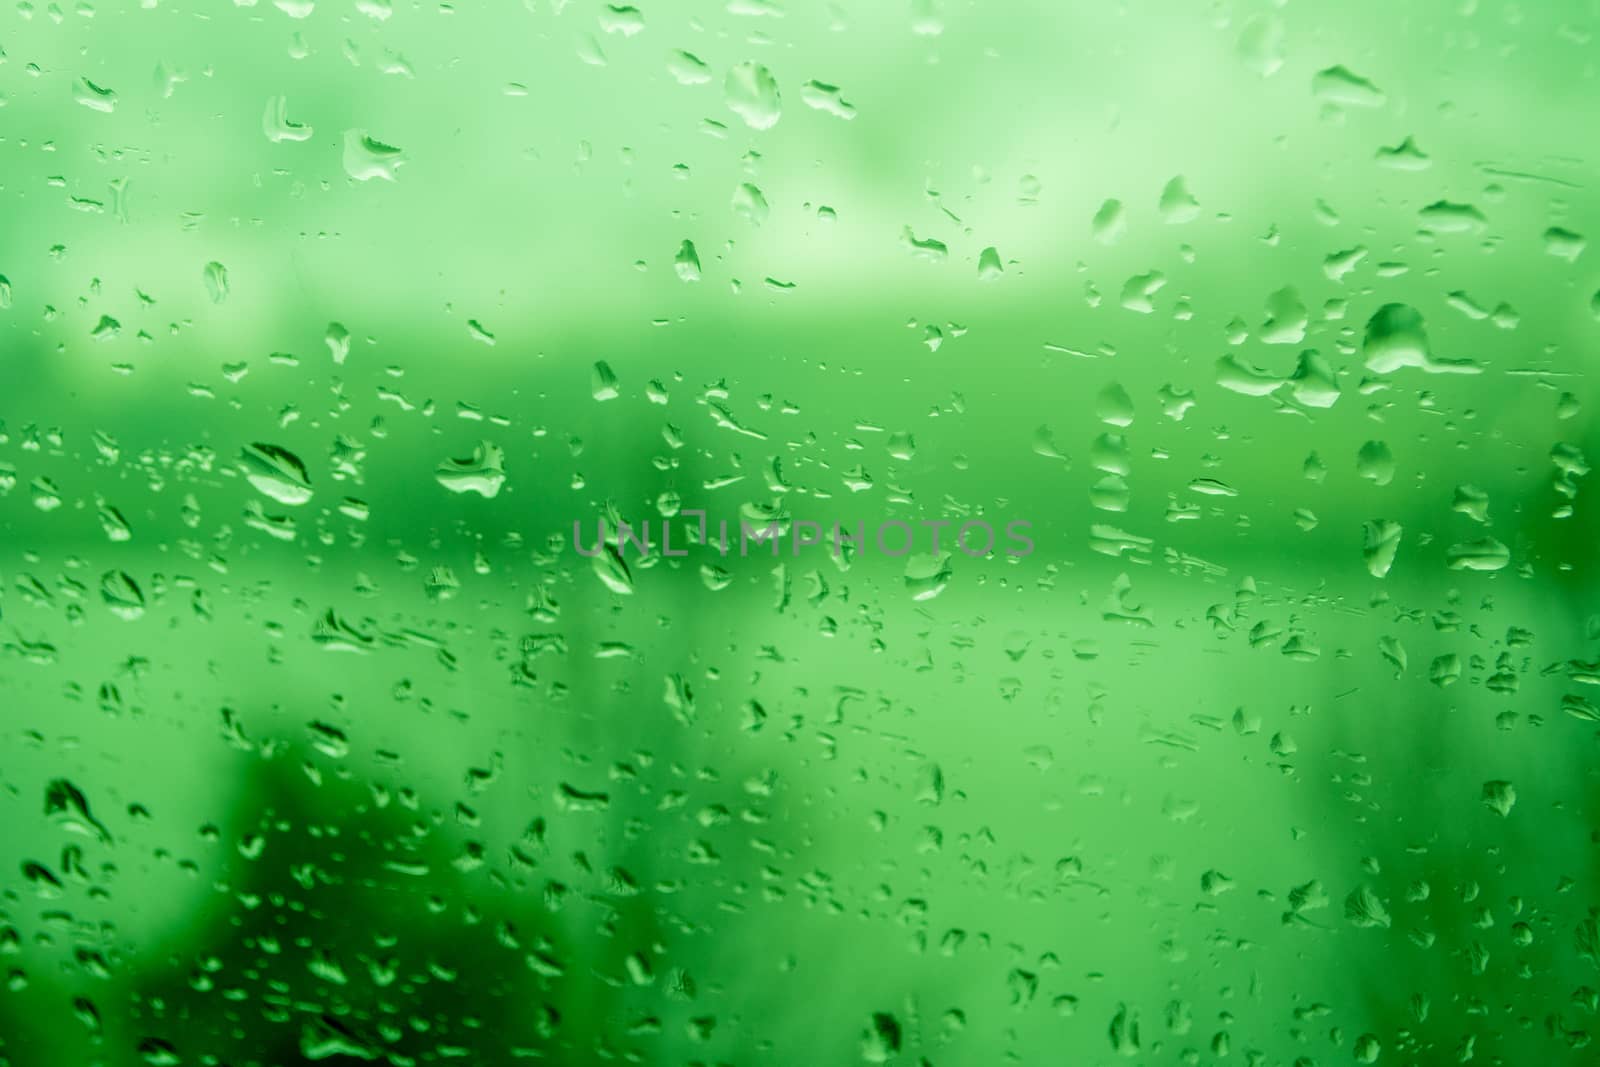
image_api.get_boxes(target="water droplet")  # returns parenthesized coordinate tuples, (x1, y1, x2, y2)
(1189, 478, 1237, 497)
(1108, 1004, 1141, 1054)
(32, 476, 62, 511)
(1091, 198, 1125, 244)
(904, 553, 952, 601)
(1431, 654, 1462, 687)
(576, 33, 607, 67)
(44, 779, 112, 843)
(74, 77, 117, 113)
(240, 442, 313, 505)
(137, 1038, 181, 1066)
(1158, 176, 1200, 223)
(1356, 440, 1395, 485)
(325, 322, 350, 364)
(674, 239, 702, 282)
(598, 4, 644, 35)
(1362, 520, 1402, 577)
(1032, 426, 1069, 460)
(1214, 354, 1281, 396)
(1096, 383, 1134, 427)
(435, 442, 506, 497)
(800, 79, 855, 119)
(902, 226, 947, 261)
(592, 543, 634, 595)
(343, 129, 405, 181)
(732, 182, 770, 225)
(1157, 383, 1194, 420)
(1446, 537, 1509, 572)
(977, 246, 1003, 279)
(1261, 286, 1307, 344)
(1313, 65, 1385, 108)
(298, 1017, 379, 1062)
(1482, 780, 1516, 816)
(1324, 245, 1368, 281)
(263, 96, 313, 142)
(1119, 271, 1165, 313)
(724, 62, 781, 130)
(910, 0, 943, 35)
(1344, 885, 1391, 928)
(1544, 227, 1586, 262)
(861, 1012, 902, 1062)
(1289, 350, 1340, 408)
(592, 361, 620, 401)
(667, 50, 712, 85)
(101, 570, 146, 620)
(1376, 136, 1429, 170)
(98, 502, 132, 541)
(203, 261, 228, 304)
(1237, 13, 1285, 76)
(1418, 200, 1486, 235)
(1363, 303, 1480, 375)
(312, 608, 375, 652)
(1453, 484, 1490, 523)
(1090, 474, 1130, 512)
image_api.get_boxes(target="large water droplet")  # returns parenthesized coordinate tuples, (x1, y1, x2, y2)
(343, 129, 405, 181)
(1312, 65, 1385, 108)
(1362, 304, 1480, 375)
(724, 62, 782, 130)
(241, 443, 313, 505)
(435, 442, 506, 497)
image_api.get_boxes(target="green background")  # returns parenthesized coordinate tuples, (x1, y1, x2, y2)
(2, 0, 1599, 1063)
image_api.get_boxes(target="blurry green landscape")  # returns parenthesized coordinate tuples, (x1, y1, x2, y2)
(2, 0, 1600, 1064)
